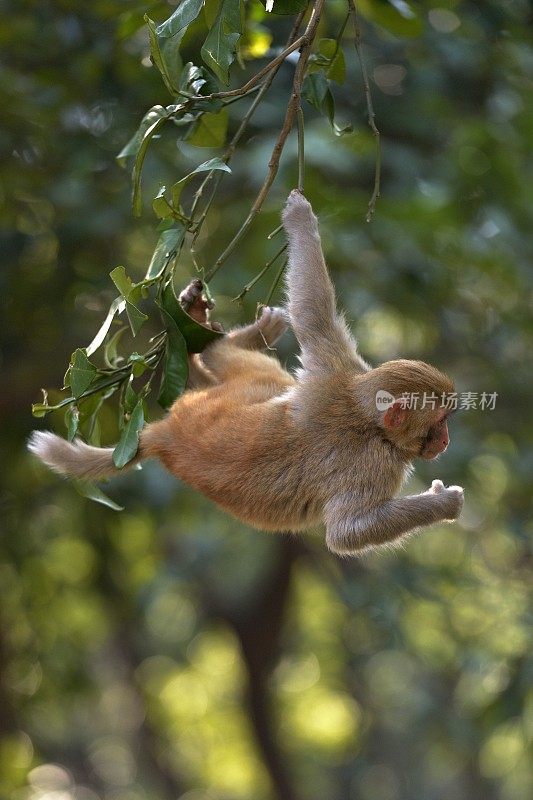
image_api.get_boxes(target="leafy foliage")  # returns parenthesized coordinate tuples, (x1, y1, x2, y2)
(28, 0, 361, 469)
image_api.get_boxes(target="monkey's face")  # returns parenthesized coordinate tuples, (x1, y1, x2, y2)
(418, 412, 450, 460)
(382, 403, 451, 460)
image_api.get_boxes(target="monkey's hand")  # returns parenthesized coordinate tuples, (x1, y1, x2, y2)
(425, 479, 464, 521)
(282, 189, 318, 234)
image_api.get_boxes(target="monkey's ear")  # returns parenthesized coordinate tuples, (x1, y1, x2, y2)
(383, 401, 407, 429)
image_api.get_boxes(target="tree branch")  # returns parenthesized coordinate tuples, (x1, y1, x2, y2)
(205, 0, 327, 282)
(191, 37, 306, 102)
(297, 105, 305, 191)
(233, 243, 287, 302)
(347, 0, 381, 221)
(189, 11, 307, 240)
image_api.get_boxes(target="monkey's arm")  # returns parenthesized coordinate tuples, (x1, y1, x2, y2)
(282, 190, 369, 375)
(324, 480, 464, 554)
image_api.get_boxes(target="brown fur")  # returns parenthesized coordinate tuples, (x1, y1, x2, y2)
(29, 192, 464, 554)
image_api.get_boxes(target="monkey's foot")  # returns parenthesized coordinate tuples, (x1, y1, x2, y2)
(179, 279, 215, 326)
(179, 279, 214, 311)
(228, 306, 288, 349)
(282, 189, 318, 232)
(257, 305, 289, 343)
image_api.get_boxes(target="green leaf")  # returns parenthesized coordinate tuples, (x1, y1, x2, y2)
(125, 300, 148, 337)
(333, 120, 354, 137)
(177, 157, 232, 189)
(145, 15, 178, 95)
(110, 266, 147, 336)
(317, 38, 335, 57)
(110, 265, 135, 298)
(180, 62, 208, 95)
(160, 280, 224, 353)
(204, 0, 220, 29)
(123, 378, 138, 416)
(113, 400, 145, 468)
(32, 372, 125, 419)
(87, 415, 101, 446)
(201, 0, 243, 85)
(303, 72, 328, 111)
(323, 87, 335, 126)
(171, 182, 186, 209)
(65, 405, 79, 441)
(146, 224, 186, 280)
(202, 280, 215, 306)
(74, 480, 124, 511)
(317, 38, 346, 84)
(86, 297, 126, 357)
(157, 0, 205, 38)
(303, 72, 336, 126)
(187, 108, 229, 147)
(328, 50, 345, 84)
(117, 105, 168, 166)
(78, 391, 107, 445)
(162, 34, 184, 88)
(69, 349, 98, 398)
(128, 352, 149, 377)
(130, 110, 170, 216)
(78, 393, 105, 425)
(104, 326, 127, 368)
(171, 157, 231, 207)
(259, 0, 308, 14)
(189, 156, 232, 176)
(157, 308, 189, 409)
(152, 186, 175, 219)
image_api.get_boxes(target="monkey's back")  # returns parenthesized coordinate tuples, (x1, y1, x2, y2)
(143, 381, 324, 531)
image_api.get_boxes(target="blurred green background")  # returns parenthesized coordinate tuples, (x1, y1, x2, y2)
(1, 1, 532, 799)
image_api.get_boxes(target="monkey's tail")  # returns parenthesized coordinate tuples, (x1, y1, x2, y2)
(28, 431, 122, 480)
(27, 423, 167, 481)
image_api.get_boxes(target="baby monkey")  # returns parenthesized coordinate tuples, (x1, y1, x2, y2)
(29, 191, 464, 554)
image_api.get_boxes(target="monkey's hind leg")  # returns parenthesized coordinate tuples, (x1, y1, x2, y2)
(201, 337, 293, 390)
(186, 354, 217, 389)
(228, 306, 289, 350)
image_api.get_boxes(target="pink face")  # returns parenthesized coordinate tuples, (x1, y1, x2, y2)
(419, 411, 450, 460)
(383, 403, 451, 460)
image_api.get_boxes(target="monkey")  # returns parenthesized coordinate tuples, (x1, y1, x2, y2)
(29, 190, 464, 555)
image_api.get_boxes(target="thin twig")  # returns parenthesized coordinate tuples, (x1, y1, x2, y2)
(334, 11, 351, 56)
(267, 223, 284, 240)
(206, 0, 327, 282)
(297, 105, 305, 191)
(347, 0, 381, 221)
(263, 258, 287, 307)
(189, 11, 306, 232)
(188, 88, 267, 242)
(233, 243, 287, 302)
(221, 84, 261, 106)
